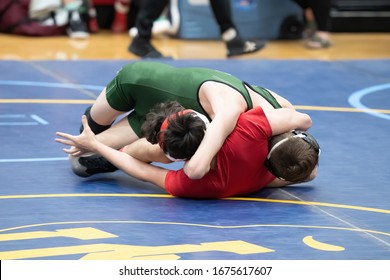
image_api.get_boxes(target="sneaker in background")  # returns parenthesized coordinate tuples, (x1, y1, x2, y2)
(222, 28, 265, 57)
(128, 36, 165, 58)
(226, 36, 266, 57)
(67, 10, 89, 39)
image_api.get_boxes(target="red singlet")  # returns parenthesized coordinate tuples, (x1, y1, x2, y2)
(165, 106, 275, 198)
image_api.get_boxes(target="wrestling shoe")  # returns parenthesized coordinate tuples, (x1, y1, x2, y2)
(226, 36, 266, 57)
(70, 154, 118, 177)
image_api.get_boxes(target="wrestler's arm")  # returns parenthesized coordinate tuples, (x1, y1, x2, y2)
(55, 116, 168, 189)
(264, 108, 312, 136)
(184, 83, 246, 179)
(91, 141, 168, 188)
(266, 89, 295, 109)
(122, 138, 172, 164)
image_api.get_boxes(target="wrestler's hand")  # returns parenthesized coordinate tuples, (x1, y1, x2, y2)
(63, 145, 90, 157)
(55, 115, 99, 155)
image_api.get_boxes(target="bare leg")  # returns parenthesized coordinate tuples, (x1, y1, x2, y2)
(81, 87, 128, 134)
(96, 116, 140, 149)
(85, 88, 140, 148)
(70, 100, 140, 177)
(89, 88, 123, 126)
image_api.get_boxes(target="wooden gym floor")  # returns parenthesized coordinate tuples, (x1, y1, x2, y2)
(0, 32, 389, 60)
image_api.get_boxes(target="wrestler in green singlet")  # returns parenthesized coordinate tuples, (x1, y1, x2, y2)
(105, 61, 281, 136)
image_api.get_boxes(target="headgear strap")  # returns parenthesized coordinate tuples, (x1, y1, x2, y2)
(267, 130, 320, 160)
(266, 130, 321, 180)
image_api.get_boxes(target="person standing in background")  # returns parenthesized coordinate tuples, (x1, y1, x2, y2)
(292, 0, 332, 48)
(128, 0, 266, 58)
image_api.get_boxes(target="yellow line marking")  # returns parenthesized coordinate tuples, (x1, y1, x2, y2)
(0, 227, 117, 242)
(225, 197, 390, 214)
(303, 236, 345, 251)
(0, 240, 272, 260)
(1, 221, 389, 237)
(295, 105, 390, 114)
(0, 193, 389, 214)
(0, 99, 389, 114)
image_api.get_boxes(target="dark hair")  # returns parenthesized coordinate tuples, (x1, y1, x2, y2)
(161, 113, 206, 160)
(141, 101, 206, 160)
(141, 101, 184, 143)
(266, 131, 319, 183)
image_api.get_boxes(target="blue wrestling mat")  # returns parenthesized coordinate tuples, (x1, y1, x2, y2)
(0, 59, 389, 260)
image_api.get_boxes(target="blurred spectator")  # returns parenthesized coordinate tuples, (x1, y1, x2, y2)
(110, 0, 131, 33)
(128, 0, 266, 58)
(292, 0, 332, 48)
(91, 0, 131, 33)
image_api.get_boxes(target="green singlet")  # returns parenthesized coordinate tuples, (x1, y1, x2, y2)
(105, 61, 281, 136)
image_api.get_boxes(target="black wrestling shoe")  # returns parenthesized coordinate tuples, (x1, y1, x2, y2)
(70, 154, 118, 177)
(128, 36, 165, 58)
(226, 37, 266, 57)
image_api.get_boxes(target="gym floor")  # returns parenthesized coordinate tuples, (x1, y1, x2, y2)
(0, 31, 389, 260)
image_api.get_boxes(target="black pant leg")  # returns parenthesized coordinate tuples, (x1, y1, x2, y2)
(308, 0, 331, 31)
(136, 0, 169, 39)
(209, 0, 236, 34)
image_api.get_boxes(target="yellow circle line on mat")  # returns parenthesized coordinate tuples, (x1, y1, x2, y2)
(0, 193, 389, 215)
(0, 99, 389, 114)
(303, 235, 345, 251)
(0, 220, 389, 237)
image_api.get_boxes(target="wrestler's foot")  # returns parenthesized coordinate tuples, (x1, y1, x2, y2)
(70, 154, 118, 177)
